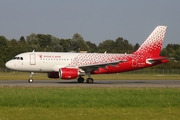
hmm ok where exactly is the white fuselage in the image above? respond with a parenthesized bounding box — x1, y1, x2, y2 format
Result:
(5, 52, 130, 72)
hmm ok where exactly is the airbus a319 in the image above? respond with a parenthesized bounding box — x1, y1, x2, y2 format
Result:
(5, 26, 169, 83)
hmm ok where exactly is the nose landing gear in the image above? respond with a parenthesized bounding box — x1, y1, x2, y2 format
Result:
(28, 72, 34, 83)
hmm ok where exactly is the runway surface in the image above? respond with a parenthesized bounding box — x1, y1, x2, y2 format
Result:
(0, 80, 180, 88)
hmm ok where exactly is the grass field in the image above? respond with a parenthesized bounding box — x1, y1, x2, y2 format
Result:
(0, 72, 180, 80)
(0, 87, 180, 120)
(0, 72, 180, 120)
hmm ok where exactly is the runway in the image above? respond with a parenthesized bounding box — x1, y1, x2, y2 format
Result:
(0, 80, 180, 88)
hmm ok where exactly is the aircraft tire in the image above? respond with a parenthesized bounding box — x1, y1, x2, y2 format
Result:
(28, 79, 33, 83)
(77, 77, 84, 83)
(86, 78, 94, 83)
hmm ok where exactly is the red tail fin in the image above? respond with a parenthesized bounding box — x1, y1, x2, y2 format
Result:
(133, 26, 167, 57)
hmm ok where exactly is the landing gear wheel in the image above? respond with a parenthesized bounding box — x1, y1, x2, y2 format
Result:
(86, 78, 94, 83)
(28, 72, 34, 83)
(28, 79, 33, 83)
(77, 77, 84, 83)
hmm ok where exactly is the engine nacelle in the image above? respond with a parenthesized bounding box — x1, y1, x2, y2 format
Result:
(47, 68, 79, 79)
(60, 68, 79, 79)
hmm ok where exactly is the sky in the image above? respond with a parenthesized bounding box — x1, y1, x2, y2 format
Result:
(0, 0, 180, 48)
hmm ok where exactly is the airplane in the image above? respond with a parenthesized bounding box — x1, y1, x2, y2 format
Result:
(5, 26, 169, 83)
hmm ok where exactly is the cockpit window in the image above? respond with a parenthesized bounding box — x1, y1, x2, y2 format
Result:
(13, 57, 23, 60)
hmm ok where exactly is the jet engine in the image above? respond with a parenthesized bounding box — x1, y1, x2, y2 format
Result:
(47, 68, 81, 79)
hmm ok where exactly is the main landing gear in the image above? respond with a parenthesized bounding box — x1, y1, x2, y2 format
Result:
(77, 77, 84, 83)
(86, 72, 94, 83)
(77, 77, 94, 83)
(28, 72, 34, 83)
(86, 78, 94, 83)
(77, 73, 94, 83)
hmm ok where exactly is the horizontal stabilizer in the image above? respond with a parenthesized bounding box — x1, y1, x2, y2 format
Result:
(146, 57, 169, 64)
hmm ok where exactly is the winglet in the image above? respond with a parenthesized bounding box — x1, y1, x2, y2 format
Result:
(133, 26, 167, 57)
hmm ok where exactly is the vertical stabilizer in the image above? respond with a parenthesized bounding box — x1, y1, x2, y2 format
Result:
(133, 26, 167, 56)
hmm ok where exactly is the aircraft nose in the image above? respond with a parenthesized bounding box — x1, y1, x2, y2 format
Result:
(5, 61, 13, 69)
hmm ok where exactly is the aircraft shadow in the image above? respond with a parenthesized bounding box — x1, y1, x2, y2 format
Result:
(56, 80, 146, 84)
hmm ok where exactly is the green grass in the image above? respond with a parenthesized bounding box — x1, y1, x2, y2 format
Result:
(0, 72, 180, 80)
(0, 87, 180, 120)
(0, 107, 179, 120)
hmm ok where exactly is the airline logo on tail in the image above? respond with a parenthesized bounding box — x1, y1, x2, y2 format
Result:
(134, 26, 167, 56)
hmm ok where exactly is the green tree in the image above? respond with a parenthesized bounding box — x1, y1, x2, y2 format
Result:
(0, 36, 8, 49)
(133, 43, 140, 51)
(115, 37, 133, 53)
(174, 48, 180, 60)
(19, 36, 25, 43)
(71, 33, 89, 52)
(49, 36, 63, 52)
(0, 49, 6, 67)
(85, 41, 98, 53)
(26, 33, 40, 51)
(98, 40, 116, 53)
(37, 34, 51, 51)
(60, 39, 71, 52)
(160, 48, 169, 56)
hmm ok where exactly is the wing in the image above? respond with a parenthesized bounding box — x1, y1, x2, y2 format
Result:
(52, 60, 127, 72)
(79, 60, 127, 71)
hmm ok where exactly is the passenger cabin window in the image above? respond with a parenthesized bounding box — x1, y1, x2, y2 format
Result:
(13, 57, 23, 60)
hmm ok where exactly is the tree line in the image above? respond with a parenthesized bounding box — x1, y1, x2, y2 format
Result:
(0, 33, 179, 69)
